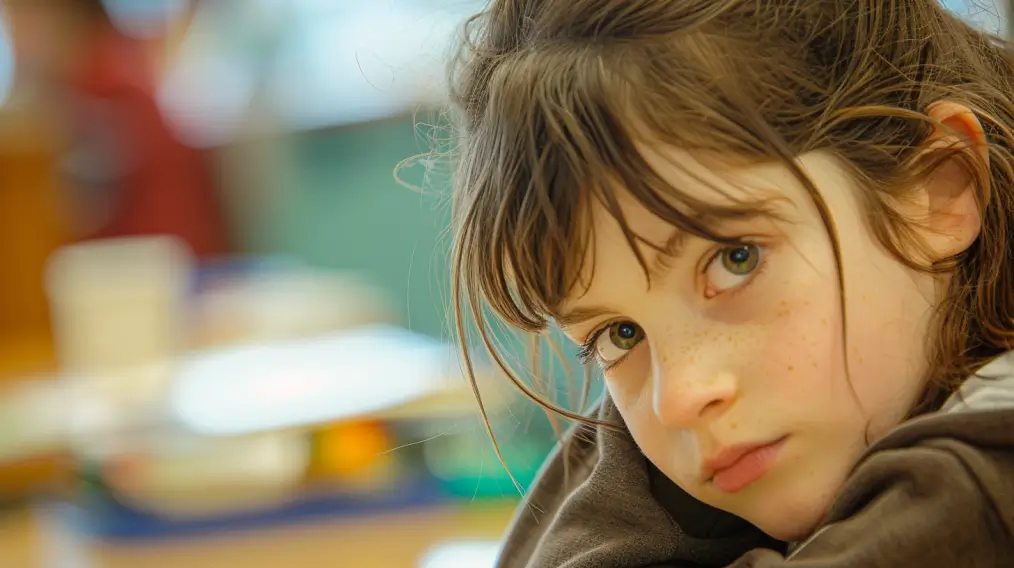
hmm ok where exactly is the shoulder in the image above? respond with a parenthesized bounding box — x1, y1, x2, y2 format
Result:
(774, 410, 1014, 567)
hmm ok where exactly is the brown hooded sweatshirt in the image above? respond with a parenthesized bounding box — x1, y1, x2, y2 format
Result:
(495, 352, 1014, 568)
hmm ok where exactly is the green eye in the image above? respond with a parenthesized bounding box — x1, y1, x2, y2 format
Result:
(721, 244, 760, 275)
(608, 321, 644, 350)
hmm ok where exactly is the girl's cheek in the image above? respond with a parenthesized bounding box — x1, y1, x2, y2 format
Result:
(754, 287, 841, 399)
(603, 343, 653, 399)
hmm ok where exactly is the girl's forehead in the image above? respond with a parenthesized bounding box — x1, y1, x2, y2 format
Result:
(635, 144, 813, 205)
(593, 146, 823, 235)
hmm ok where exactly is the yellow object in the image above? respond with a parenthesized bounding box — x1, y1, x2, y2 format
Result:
(313, 421, 392, 481)
(0, 105, 71, 497)
(0, 107, 67, 379)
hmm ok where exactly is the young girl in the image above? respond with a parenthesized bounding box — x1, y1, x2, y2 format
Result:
(446, 0, 1014, 566)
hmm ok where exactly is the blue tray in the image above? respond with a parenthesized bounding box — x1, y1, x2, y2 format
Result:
(56, 475, 448, 542)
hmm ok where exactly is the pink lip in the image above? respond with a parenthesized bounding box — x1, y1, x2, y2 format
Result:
(702, 436, 787, 493)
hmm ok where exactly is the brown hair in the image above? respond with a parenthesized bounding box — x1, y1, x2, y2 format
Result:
(443, 0, 1014, 464)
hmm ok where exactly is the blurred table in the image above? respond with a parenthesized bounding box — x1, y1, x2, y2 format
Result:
(0, 502, 515, 568)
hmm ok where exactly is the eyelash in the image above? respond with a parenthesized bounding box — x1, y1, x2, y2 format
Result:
(577, 328, 607, 367)
(575, 243, 769, 369)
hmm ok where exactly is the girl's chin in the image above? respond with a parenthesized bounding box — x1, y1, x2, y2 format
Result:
(736, 490, 833, 542)
(753, 502, 828, 542)
(762, 520, 821, 543)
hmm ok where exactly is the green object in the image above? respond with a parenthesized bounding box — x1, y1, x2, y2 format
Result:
(428, 433, 547, 500)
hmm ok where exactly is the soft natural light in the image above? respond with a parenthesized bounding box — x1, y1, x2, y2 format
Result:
(101, 0, 189, 39)
(156, 0, 267, 148)
(417, 541, 501, 568)
(264, 5, 463, 130)
(169, 324, 472, 436)
(158, 1, 481, 145)
(0, 6, 13, 107)
(941, 0, 1007, 34)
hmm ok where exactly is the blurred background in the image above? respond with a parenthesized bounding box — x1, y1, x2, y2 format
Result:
(0, 1, 1006, 567)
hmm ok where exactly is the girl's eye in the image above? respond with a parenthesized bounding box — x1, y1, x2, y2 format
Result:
(705, 244, 763, 296)
(593, 321, 645, 364)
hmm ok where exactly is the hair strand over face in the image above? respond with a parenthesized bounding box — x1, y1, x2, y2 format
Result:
(439, 0, 1014, 468)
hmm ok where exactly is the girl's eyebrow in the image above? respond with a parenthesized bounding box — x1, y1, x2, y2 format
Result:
(649, 228, 690, 278)
(556, 305, 613, 331)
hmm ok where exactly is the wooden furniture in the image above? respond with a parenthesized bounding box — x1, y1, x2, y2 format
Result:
(0, 502, 514, 568)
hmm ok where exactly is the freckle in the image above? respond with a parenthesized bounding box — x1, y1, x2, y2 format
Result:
(821, 318, 828, 327)
(730, 422, 738, 430)
(788, 365, 794, 371)
(812, 361, 818, 368)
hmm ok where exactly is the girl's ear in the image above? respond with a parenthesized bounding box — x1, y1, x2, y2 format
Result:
(910, 101, 987, 261)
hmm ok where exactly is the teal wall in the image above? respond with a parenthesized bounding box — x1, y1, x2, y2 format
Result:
(226, 116, 599, 480)
(230, 116, 600, 413)
(235, 117, 452, 339)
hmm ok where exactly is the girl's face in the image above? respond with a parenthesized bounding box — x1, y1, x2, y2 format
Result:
(558, 149, 940, 540)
